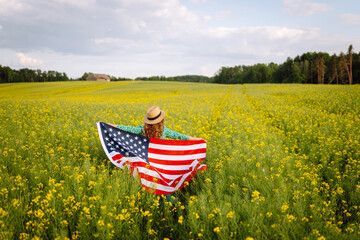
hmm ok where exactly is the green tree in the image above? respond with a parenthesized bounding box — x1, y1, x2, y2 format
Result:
(3, 66, 13, 83)
(315, 54, 325, 84)
(328, 54, 339, 84)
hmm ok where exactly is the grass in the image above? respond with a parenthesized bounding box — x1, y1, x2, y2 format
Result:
(0, 81, 359, 239)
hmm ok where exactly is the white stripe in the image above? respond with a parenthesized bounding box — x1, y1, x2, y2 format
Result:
(136, 166, 163, 179)
(150, 159, 199, 171)
(136, 166, 182, 180)
(140, 179, 175, 192)
(150, 163, 193, 171)
(198, 164, 207, 169)
(149, 142, 206, 151)
(122, 156, 146, 164)
(159, 173, 182, 180)
(148, 152, 206, 161)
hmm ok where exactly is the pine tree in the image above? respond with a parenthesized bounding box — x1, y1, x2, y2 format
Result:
(315, 54, 325, 84)
(328, 54, 338, 84)
(340, 44, 353, 85)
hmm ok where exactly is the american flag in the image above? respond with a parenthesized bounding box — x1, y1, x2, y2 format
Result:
(96, 122, 207, 195)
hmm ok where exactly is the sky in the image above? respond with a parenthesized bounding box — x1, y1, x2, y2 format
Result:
(0, 0, 359, 78)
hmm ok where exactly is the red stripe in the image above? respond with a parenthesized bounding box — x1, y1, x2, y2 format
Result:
(151, 167, 193, 175)
(150, 138, 206, 145)
(148, 158, 195, 166)
(112, 154, 123, 161)
(148, 147, 206, 155)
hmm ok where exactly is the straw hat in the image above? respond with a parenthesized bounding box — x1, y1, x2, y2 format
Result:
(144, 106, 165, 124)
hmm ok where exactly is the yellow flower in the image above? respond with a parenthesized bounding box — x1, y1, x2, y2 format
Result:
(178, 216, 183, 224)
(12, 199, 21, 208)
(251, 190, 260, 198)
(287, 214, 296, 222)
(142, 210, 151, 217)
(281, 204, 289, 212)
(213, 227, 221, 233)
(97, 220, 105, 227)
(226, 211, 235, 219)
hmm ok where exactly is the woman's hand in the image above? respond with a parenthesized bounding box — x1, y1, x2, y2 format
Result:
(189, 136, 205, 141)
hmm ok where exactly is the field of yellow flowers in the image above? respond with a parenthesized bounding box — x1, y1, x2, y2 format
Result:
(0, 81, 359, 239)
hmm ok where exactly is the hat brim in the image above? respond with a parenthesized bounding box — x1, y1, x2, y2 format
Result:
(144, 110, 165, 124)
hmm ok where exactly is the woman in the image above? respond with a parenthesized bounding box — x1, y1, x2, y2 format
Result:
(109, 105, 202, 141)
(108, 105, 203, 206)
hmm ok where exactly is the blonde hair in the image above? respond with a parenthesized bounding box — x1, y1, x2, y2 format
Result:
(143, 119, 164, 139)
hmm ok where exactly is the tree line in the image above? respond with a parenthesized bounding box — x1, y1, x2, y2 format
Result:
(213, 45, 358, 85)
(77, 73, 210, 82)
(0, 66, 69, 83)
(1, 45, 358, 84)
(135, 75, 211, 83)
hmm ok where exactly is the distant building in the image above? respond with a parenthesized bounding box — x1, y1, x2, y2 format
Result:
(86, 73, 110, 82)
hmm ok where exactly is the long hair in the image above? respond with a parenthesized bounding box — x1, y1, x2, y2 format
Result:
(143, 119, 164, 139)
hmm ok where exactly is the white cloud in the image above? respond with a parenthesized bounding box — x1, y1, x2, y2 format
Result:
(339, 13, 360, 25)
(53, 0, 96, 7)
(204, 10, 231, 22)
(199, 26, 322, 60)
(282, 0, 332, 16)
(0, 25, 2, 30)
(189, 0, 208, 3)
(16, 52, 43, 67)
(0, 0, 29, 14)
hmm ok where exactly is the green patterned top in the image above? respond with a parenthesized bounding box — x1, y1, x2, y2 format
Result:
(116, 125, 190, 140)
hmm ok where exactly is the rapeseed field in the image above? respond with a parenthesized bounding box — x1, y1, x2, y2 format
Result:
(0, 81, 359, 239)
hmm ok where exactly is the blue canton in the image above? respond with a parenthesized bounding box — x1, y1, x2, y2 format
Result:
(99, 122, 150, 163)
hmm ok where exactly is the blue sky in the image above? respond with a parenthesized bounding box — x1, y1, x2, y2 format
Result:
(0, 0, 359, 78)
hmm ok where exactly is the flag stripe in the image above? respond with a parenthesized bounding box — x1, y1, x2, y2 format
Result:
(149, 142, 206, 151)
(150, 137, 206, 145)
(148, 158, 196, 166)
(148, 162, 195, 171)
(148, 152, 206, 161)
(148, 167, 195, 175)
(148, 147, 206, 155)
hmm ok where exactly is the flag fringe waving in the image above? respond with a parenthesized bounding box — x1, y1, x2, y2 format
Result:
(97, 122, 207, 195)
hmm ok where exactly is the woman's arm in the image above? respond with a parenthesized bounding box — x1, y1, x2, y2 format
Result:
(189, 136, 204, 141)
(163, 127, 189, 140)
(163, 127, 204, 141)
(106, 123, 143, 135)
